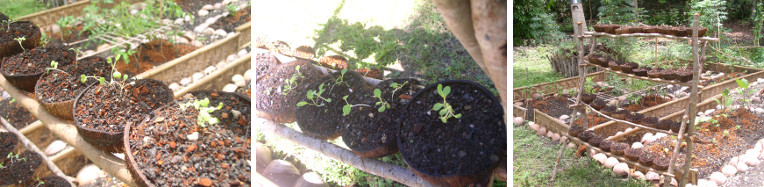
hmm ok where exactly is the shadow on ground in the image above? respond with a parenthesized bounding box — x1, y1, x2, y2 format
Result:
(310, 0, 496, 93)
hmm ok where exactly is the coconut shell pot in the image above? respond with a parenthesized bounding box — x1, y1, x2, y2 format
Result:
(643, 117, 659, 129)
(624, 147, 643, 161)
(587, 135, 603, 147)
(619, 62, 639, 74)
(577, 130, 595, 142)
(647, 68, 663, 78)
(600, 106, 617, 116)
(633, 67, 650, 77)
(569, 125, 585, 137)
(653, 156, 670, 170)
(612, 110, 629, 120)
(590, 99, 606, 110)
(676, 68, 693, 83)
(599, 140, 614, 152)
(609, 61, 623, 71)
(581, 93, 596, 104)
(660, 69, 677, 80)
(658, 119, 674, 131)
(611, 142, 629, 156)
(639, 153, 654, 167)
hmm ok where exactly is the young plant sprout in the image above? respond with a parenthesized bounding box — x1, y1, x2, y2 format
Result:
(181, 98, 224, 128)
(335, 68, 350, 86)
(226, 4, 239, 16)
(297, 83, 332, 107)
(79, 53, 132, 97)
(46, 60, 60, 74)
(341, 95, 370, 116)
(1, 20, 11, 31)
(281, 65, 304, 95)
(389, 81, 408, 100)
(373, 89, 390, 112)
(432, 84, 461, 123)
(14, 36, 26, 51)
(35, 177, 45, 187)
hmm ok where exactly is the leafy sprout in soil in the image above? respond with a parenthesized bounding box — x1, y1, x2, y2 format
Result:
(281, 65, 305, 96)
(389, 81, 409, 100)
(0, 20, 11, 31)
(297, 83, 332, 107)
(734, 78, 756, 105)
(373, 88, 391, 112)
(79, 54, 131, 97)
(432, 84, 462, 123)
(226, 4, 238, 16)
(341, 95, 370, 116)
(180, 97, 224, 128)
(14, 36, 26, 51)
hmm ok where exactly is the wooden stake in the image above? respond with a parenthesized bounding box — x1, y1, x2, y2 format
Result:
(0, 117, 75, 187)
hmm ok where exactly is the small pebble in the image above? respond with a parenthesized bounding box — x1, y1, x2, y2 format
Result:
(214, 29, 227, 37)
(187, 132, 199, 141)
(604, 157, 619, 168)
(180, 78, 192, 86)
(198, 9, 209, 16)
(238, 49, 249, 57)
(631, 142, 644, 149)
(709, 172, 727, 185)
(632, 171, 645, 180)
(235, 80, 247, 87)
(223, 84, 238, 92)
(202, 4, 214, 10)
(227, 54, 237, 62)
(721, 164, 737, 177)
(184, 15, 192, 22)
(645, 171, 661, 181)
(192, 72, 204, 82)
(44, 140, 67, 156)
(169, 83, 180, 92)
(204, 66, 216, 74)
(232, 74, 244, 83)
(243, 70, 252, 81)
(204, 28, 215, 35)
(559, 115, 569, 121)
(77, 164, 105, 186)
(174, 18, 184, 25)
(737, 162, 749, 172)
(214, 3, 224, 9)
(592, 153, 607, 164)
(613, 163, 629, 176)
(551, 133, 561, 142)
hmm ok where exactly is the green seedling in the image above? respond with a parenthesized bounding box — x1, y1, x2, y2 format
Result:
(46, 61, 60, 74)
(226, 4, 239, 16)
(1, 20, 11, 31)
(389, 81, 408, 100)
(723, 130, 730, 137)
(9, 98, 15, 103)
(14, 36, 26, 51)
(297, 83, 332, 107)
(180, 98, 224, 128)
(335, 68, 350, 86)
(281, 65, 304, 95)
(715, 88, 733, 110)
(35, 177, 45, 187)
(432, 84, 461, 123)
(735, 78, 757, 105)
(341, 95, 371, 116)
(373, 89, 391, 112)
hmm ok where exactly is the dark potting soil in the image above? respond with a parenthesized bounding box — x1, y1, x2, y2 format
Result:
(0, 99, 37, 129)
(0, 151, 42, 185)
(115, 39, 197, 76)
(38, 176, 72, 187)
(399, 81, 505, 180)
(0, 21, 39, 43)
(255, 52, 280, 80)
(1, 47, 75, 75)
(0, 132, 18, 160)
(531, 96, 574, 119)
(209, 6, 251, 32)
(294, 71, 370, 140)
(50, 24, 92, 43)
(342, 79, 422, 157)
(255, 60, 323, 123)
(236, 80, 251, 98)
(129, 93, 250, 186)
(37, 56, 111, 103)
(645, 109, 764, 178)
(174, 0, 222, 15)
(74, 79, 173, 133)
(0, 13, 8, 21)
(621, 95, 672, 112)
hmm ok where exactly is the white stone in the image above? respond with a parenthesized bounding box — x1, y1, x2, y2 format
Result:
(631, 142, 644, 149)
(198, 9, 209, 16)
(169, 83, 180, 92)
(545, 131, 554, 138)
(604, 157, 619, 168)
(613, 163, 629, 176)
(162, 19, 172, 25)
(244, 69, 252, 81)
(216, 60, 227, 69)
(77, 164, 106, 186)
(184, 15, 192, 22)
(262, 160, 301, 186)
(204, 28, 215, 35)
(632, 171, 645, 180)
(737, 162, 749, 172)
(223, 84, 238, 92)
(192, 40, 204, 47)
(746, 149, 761, 159)
(174, 18, 184, 25)
(755, 97, 764, 104)
(705, 109, 715, 116)
(294, 172, 326, 187)
(568, 142, 576, 149)
(697, 179, 718, 187)
(232, 74, 244, 83)
(743, 154, 760, 166)
(238, 49, 248, 57)
(204, 66, 216, 75)
(192, 72, 204, 82)
(729, 156, 740, 165)
(202, 4, 214, 10)
(227, 54, 237, 62)
(256, 143, 272, 173)
(130, 9, 139, 15)
(44, 140, 67, 156)
(608, 100, 618, 106)
(641, 133, 653, 143)
(205, 17, 218, 25)
(97, 44, 111, 51)
(513, 117, 524, 125)
(559, 115, 569, 121)
(721, 164, 737, 177)
(1, 92, 9, 100)
(235, 80, 247, 87)
(593, 153, 607, 165)
(618, 96, 626, 101)
(654, 133, 667, 139)
(536, 127, 547, 136)
(214, 29, 227, 36)
(51, 24, 61, 33)
(625, 127, 633, 132)
(758, 78, 764, 83)
(194, 25, 206, 33)
(645, 171, 661, 181)
(180, 78, 192, 86)
(616, 131, 623, 136)
(187, 132, 199, 141)
(214, 3, 224, 9)
(177, 37, 190, 44)
(113, 153, 125, 160)
(709, 172, 727, 185)
(529, 122, 539, 131)
(757, 108, 764, 114)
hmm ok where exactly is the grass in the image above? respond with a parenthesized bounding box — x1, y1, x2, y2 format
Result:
(0, 0, 48, 19)
(512, 45, 565, 88)
(513, 123, 651, 186)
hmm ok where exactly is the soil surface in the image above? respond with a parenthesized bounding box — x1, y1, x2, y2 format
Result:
(573, 113, 609, 128)
(255, 52, 280, 81)
(74, 79, 173, 133)
(38, 175, 72, 187)
(0, 99, 37, 129)
(342, 79, 422, 157)
(398, 81, 505, 184)
(255, 60, 323, 123)
(294, 71, 369, 140)
(115, 39, 197, 76)
(0, 151, 42, 185)
(530, 95, 574, 119)
(129, 92, 250, 186)
(0, 21, 39, 44)
(621, 95, 673, 112)
(174, 0, 222, 15)
(1, 47, 75, 75)
(50, 24, 92, 44)
(36, 56, 111, 103)
(0, 132, 18, 161)
(209, 6, 251, 32)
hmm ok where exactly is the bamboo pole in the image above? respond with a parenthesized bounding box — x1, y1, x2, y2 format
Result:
(0, 117, 75, 187)
(678, 13, 702, 187)
(255, 118, 434, 187)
